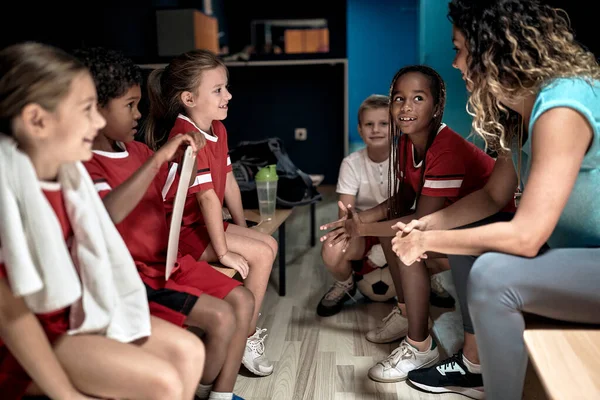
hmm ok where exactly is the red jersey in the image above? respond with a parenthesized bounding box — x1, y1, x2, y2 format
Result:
(83, 141, 177, 267)
(83, 141, 238, 325)
(165, 114, 233, 227)
(399, 124, 507, 208)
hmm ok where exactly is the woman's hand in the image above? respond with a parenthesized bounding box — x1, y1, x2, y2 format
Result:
(391, 229, 428, 265)
(391, 218, 428, 235)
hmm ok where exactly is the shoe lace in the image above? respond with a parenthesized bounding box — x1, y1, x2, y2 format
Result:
(382, 341, 415, 368)
(248, 328, 268, 355)
(324, 281, 357, 303)
(430, 274, 446, 295)
(378, 306, 401, 330)
(437, 353, 464, 373)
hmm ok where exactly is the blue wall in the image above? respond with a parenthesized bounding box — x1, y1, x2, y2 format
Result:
(347, 0, 418, 153)
(418, 0, 473, 140)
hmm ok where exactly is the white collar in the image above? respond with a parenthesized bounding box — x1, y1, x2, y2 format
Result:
(92, 141, 129, 158)
(411, 123, 446, 168)
(177, 114, 218, 143)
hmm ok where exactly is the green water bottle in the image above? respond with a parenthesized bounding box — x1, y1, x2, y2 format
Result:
(255, 164, 278, 221)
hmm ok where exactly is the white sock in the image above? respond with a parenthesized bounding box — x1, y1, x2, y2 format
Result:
(407, 335, 432, 352)
(338, 275, 353, 286)
(195, 383, 212, 399)
(208, 391, 233, 400)
(462, 353, 481, 374)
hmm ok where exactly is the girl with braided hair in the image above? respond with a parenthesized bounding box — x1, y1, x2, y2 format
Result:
(320, 65, 512, 382)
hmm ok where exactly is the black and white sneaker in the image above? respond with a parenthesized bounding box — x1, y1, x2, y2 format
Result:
(316, 280, 357, 317)
(407, 351, 484, 399)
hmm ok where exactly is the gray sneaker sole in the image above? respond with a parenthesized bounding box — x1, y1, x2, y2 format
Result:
(242, 358, 274, 377)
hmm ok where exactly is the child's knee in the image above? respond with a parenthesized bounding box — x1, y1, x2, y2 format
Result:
(253, 241, 275, 269)
(228, 286, 255, 320)
(266, 235, 278, 259)
(206, 300, 237, 336)
(172, 330, 205, 368)
(145, 361, 184, 400)
(321, 241, 343, 267)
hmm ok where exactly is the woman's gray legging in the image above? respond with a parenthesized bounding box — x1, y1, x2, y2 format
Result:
(448, 214, 600, 400)
(448, 212, 515, 335)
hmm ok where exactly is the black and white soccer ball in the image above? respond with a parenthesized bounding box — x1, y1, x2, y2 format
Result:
(354, 244, 396, 302)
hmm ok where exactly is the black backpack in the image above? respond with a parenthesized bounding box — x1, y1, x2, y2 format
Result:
(229, 138, 322, 209)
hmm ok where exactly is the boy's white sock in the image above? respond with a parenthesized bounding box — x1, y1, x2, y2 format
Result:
(208, 391, 234, 400)
(195, 383, 213, 399)
(338, 275, 353, 286)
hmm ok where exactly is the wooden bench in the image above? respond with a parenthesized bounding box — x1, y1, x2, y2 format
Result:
(524, 319, 600, 399)
(211, 208, 293, 296)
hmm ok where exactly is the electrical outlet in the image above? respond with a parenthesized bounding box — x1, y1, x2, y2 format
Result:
(295, 128, 307, 141)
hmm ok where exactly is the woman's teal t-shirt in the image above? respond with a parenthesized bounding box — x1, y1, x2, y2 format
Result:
(516, 77, 600, 248)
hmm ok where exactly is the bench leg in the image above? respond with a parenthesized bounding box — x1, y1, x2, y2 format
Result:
(310, 202, 316, 247)
(279, 222, 286, 296)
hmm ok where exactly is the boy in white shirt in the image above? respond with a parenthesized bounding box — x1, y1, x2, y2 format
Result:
(317, 94, 390, 317)
(317, 95, 454, 317)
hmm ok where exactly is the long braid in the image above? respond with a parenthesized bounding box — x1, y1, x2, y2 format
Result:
(387, 65, 447, 219)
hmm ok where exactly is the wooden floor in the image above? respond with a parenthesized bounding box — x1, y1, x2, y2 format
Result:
(234, 185, 547, 400)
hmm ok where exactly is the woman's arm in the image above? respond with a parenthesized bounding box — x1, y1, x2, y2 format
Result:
(223, 172, 246, 228)
(359, 195, 447, 237)
(0, 280, 81, 400)
(393, 108, 593, 263)
(419, 153, 517, 231)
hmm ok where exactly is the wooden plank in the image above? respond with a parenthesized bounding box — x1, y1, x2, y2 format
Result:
(243, 208, 293, 235)
(210, 208, 293, 278)
(524, 329, 600, 399)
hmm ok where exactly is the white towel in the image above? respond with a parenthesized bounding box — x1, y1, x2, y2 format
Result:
(0, 135, 151, 342)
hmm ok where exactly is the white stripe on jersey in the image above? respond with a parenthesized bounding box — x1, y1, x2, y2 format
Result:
(192, 173, 213, 187)
(227, 156, 231, 166)
(423, 179, 463, 189)
(162, 163, 178, 201)
(94, 182, 112, 192)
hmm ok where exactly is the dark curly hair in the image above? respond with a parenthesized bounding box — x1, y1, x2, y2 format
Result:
(449, 0, 600, 151)
(387, 65, 446, 219)
(73, 47, 142, 107)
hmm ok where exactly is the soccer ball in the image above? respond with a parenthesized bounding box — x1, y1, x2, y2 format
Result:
(354, 244, 396, 302)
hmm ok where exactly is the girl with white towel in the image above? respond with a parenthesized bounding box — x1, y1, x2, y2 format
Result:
(0, 42, 205, 400)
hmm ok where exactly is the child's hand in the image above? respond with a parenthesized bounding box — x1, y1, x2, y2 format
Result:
(155, 133, 202, 165)
(319, 203, 362, 252)
(219, 251, 249, 279)
(319, 201, 350, 232)
(186, 130, 207, 151)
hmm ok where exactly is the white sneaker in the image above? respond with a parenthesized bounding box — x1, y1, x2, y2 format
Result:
(366, 305, 408, 343)
(368, 339, 440, 383)
(243, 327, 274, 376)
